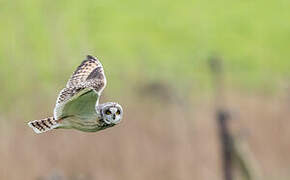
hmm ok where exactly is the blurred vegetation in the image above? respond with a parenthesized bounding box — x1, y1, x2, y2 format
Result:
(1, 1, 290, 179)
(0, 0, 289, 116)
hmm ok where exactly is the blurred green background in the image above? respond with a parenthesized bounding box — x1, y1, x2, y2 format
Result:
(0, 0, 290, 179)
(1, 0, 290, 114)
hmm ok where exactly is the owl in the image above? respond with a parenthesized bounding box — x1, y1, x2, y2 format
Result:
(28, 55, 123, 134)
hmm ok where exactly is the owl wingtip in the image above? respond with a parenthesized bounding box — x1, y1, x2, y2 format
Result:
(87, 55, 97, 60)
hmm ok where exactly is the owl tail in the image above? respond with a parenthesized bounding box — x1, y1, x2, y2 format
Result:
(28, 117, 60, 134)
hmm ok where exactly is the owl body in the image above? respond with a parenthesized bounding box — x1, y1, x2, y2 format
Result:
(28, 55, 123, 134)
(57, 101, 122, 132)
(58, 115, 113, 133)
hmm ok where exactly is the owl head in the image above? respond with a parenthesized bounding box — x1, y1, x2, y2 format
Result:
(97, 102, 123, 125)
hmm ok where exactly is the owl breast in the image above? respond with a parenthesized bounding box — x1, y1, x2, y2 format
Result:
(61, 116, 108, 132)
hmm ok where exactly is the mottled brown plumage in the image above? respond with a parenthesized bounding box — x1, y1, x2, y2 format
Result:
(56, 55, 107, 105)
(28, 55, 115, 134)
(67, 55, 105, 88)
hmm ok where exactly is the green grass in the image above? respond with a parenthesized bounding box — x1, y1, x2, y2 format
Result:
(0, 0, 289, 115)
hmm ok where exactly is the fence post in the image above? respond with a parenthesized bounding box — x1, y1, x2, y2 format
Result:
(209, 56, 233, 180)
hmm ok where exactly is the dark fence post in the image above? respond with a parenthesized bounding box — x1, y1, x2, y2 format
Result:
(217, 110, 233, 180)
(209, 56, 233, 180)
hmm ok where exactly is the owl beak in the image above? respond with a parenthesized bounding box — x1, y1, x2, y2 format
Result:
(113, 118, 121, 124)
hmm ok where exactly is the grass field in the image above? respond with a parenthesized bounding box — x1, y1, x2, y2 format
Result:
(0, 0, 290, 179)
(1, 0, 290, 110)
(1, 94, 290, 180)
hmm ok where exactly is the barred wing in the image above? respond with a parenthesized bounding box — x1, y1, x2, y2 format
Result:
(53, 55, 106, 120)
(66, 55, 106, 90)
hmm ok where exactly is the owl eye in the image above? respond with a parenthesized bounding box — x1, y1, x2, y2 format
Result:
(105, 110, 111, 115)
(116, 110, 121, 115)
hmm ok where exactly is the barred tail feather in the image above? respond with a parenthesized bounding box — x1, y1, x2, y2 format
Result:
(28, 117, 59, 134)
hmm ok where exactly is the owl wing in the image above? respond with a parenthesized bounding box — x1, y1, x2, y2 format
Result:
(57, 89, 99, 119)
(53, 55, 107, 120)
(66, 55, 106, 89)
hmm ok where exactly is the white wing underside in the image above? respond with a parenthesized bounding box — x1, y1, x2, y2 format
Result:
(53, 88, 95, 120)
(53, 55, 106, 120)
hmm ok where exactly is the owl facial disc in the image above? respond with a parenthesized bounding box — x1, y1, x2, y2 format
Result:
(101, 102, 123, 125)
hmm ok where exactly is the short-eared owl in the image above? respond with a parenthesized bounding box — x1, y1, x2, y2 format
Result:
(28, 55, 123, 134)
